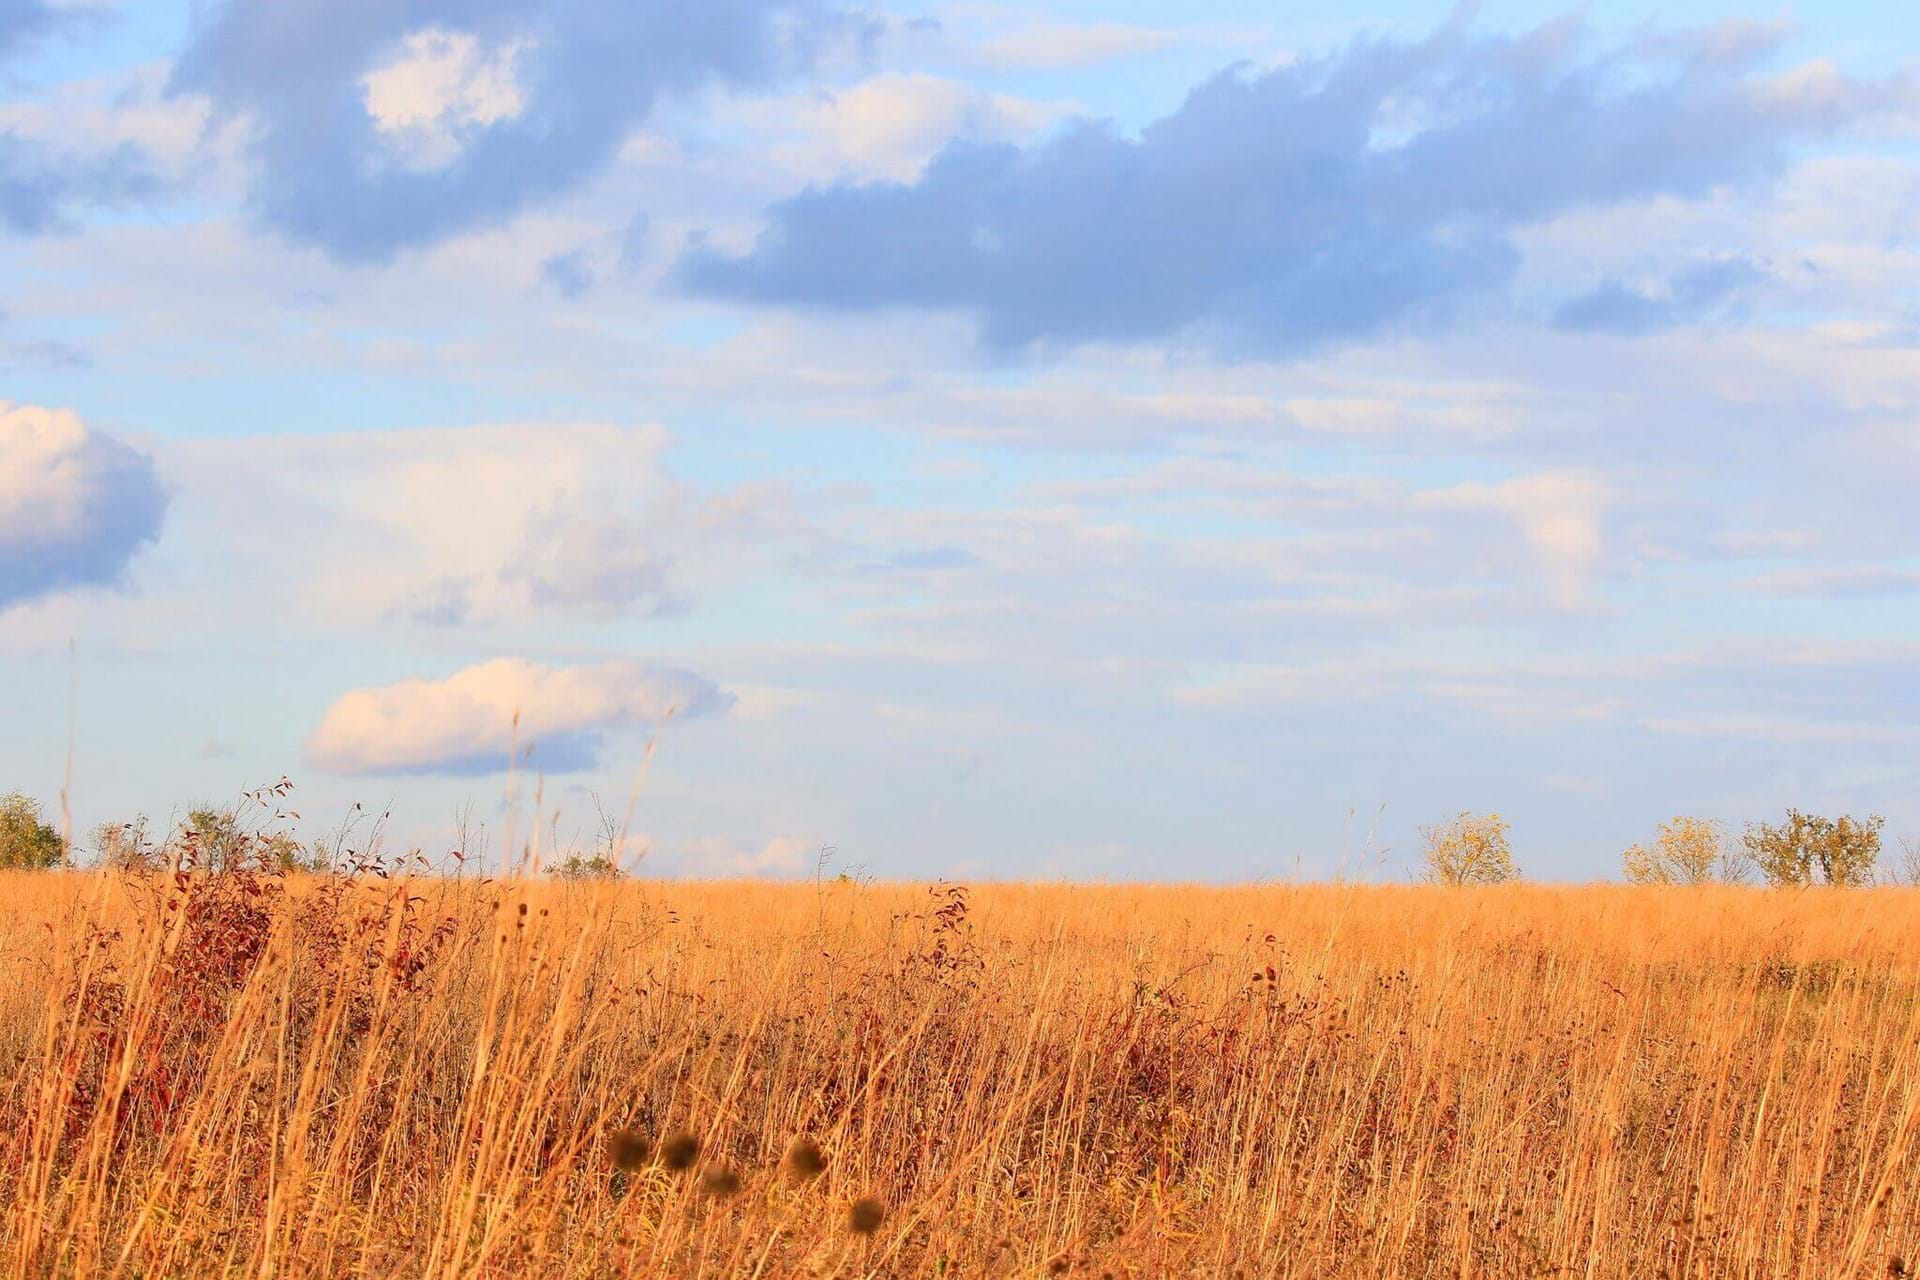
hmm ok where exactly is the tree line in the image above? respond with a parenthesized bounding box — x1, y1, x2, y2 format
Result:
(2, 790, 1914, 885)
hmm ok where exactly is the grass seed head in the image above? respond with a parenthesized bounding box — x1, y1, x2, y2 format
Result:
(848, 1196, 886, 1234)
(606, 1129, 651, 1172)
(660, 1130, 701, 1171)
(786, 1136, 826, 1179)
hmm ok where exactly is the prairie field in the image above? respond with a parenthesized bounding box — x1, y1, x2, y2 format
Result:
(3, 869, 1919, 1278)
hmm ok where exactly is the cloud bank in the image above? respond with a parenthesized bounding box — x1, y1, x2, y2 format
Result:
(308, 658, 731, 776)
(0, 403, 168, 610)
(683, 18, 1906, 354)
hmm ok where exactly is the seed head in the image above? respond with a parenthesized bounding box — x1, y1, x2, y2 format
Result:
(701, 1164, 742, 1197)
(659, 1131, 701, 1172)
(786, 1137, 826, 1179)
(848, 1196, 886, 1234)
(606, 1130, 651, 1172)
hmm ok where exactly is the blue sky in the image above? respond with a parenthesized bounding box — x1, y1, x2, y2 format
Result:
(2, 0, 1918, 879)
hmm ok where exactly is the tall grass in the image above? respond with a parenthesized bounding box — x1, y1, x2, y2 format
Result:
(3, 867, 1919, 1276)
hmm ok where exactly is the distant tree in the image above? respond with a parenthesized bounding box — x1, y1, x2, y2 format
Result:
(1421, 812, 1518, 885)
(1622, 817, 1740, 885)
(182, 806, 245, 870)
(1894, 837, 1920, 888)
(551, 793, 626, 881)
(1742, 810, 1883, 887)
(176, 805, 320, 873)
(92, 815, 159, 870)
(0, 793, 67, 869)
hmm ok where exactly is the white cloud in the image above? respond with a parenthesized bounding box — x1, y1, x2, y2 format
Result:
(175, 423, 805, 628)
(664, 833, 815, 878)
(971, 19, 1175, 69)
(361, 29, 531, 169)
(1417, 473, 1610, 608)
(0, 402, 168, 610)
(307, 657, 730, 776)
(732, 73, 1075, 184)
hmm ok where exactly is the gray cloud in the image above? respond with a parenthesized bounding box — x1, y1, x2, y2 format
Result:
(172, 0, 852, 262)
(1, 2, 162, 234)
(1553, 255, 1767, 335)
(681, 18, 1904, 355)
(0, 404, 169, 610)
(0, 0, 56, 59)
(0, 135, 158, 235)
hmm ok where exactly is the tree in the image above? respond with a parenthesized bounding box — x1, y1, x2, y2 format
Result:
(1742, 810, 1883, 887)
(1622, 817, 1739, 885)
(0, 793, 67, 869)
(93, 816, 159, 870)
(1421, 812, 1519, 885)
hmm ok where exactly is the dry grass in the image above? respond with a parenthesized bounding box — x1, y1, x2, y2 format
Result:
(3, 867, 1919, 1277)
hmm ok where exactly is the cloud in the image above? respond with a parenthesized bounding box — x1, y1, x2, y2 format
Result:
(0, 403, 168, 610)
(681, 17, 1908, 354)
(1415, 473, 1610, 608)
(1553, 255, 1768, 335)
(970, 19, 1175, 71)
(0, 0, 57, 61)
(0, 134, 159, 235)
(307, 657, 731, 776)
(1742, 564, 1920, 598)
(171, 0, 850, 262)
(661, 833, 814, 877)
(176, 423, 808, 627)
(737, 72, 1076, 183)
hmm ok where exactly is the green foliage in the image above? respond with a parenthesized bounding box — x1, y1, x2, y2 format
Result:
(1622, 817, 1739, 885)
(181, 804, 324, 873)
(551, 852, 623, 881)
(1741, 809, 1883, 888)
(0, 793, 67, 869)
(1421, 812, 1519, 885)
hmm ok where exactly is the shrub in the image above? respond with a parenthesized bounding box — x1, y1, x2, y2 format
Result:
(1742, 809, 1883, 887)
(1420, 812, 1518, 885)
(1622, 817, 1738, 885)
(0, 792, 66, 869)
(91, 816, 159, 871)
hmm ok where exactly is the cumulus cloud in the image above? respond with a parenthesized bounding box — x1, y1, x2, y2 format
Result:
(740, 72, 1078, 183)
(1554, 255, 1768, 335)
(170, 0, 851, 261)
(308, 658, 731, 776)
(661, 833, 814, 877)
(178, 423, 807, 627)
(682, 18, 1909, 354)
(0, 403, 168, 610)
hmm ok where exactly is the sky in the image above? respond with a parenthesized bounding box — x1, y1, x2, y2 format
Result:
(2, 0, 1917, 881)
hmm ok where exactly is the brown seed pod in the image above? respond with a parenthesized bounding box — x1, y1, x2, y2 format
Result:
(701, 1164, 742, 1197)
(848, 1197, 886, 1235)
(659, 1131, 701, 1172)
(786, 1137, 826, 1179)
(606, 1130, 651, 1172)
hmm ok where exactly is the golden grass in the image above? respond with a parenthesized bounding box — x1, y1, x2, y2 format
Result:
(3, 869, 1919, 1277)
